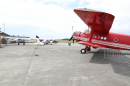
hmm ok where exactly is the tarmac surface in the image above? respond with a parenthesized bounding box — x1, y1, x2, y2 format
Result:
(0, 43, 130, 86)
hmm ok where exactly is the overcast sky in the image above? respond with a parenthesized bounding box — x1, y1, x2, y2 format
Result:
(0, 0, 130, 39)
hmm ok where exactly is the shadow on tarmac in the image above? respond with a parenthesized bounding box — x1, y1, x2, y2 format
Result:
(89, 49, 130, 77)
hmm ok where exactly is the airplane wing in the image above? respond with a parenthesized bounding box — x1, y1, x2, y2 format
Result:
(74, 8, 115, 33)
(78, 41, 103, 48)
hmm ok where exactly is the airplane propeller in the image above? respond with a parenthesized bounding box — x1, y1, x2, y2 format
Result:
(69, 36, 74, 44)
(68, 25, 74, 44)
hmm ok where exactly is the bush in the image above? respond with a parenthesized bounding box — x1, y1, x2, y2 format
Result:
(1, 38, 7, 44)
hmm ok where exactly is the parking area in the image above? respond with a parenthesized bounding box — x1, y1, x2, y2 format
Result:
(0, 43, 130, 86)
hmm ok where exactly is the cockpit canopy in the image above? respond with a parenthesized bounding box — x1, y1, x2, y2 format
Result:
(73, 31, 82, 34)
(83, 30, 90, 34)
(73, 29, 90, 34)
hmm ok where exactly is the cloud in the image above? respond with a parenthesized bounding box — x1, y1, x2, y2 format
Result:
(43, 0, 75, 5)
(1, 0, 130, 38)
(0, 0, 85, 38)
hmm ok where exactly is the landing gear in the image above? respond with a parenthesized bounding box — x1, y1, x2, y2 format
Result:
(87, 47, 91, 51)
(80, 49, 86, 54)
(80, 46, 91, 54)
(85, 46, 91, 51)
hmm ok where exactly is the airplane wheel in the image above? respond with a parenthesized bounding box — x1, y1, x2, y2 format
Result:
(80, 49, 86, 54)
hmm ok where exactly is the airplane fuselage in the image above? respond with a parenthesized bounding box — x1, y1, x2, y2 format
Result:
(73, 31, 130, 50)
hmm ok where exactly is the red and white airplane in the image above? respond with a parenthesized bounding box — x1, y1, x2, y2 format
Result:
(69, 8, 130, 54)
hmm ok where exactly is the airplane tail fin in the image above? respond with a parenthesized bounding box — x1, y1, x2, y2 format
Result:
(36, 35, 39, 38)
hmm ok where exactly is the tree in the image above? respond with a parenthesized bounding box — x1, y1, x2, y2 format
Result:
(1, 38, 7, 45)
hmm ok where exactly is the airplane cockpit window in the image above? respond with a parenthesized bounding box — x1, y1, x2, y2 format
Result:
(73, 31, 82, 34)
(114, 38, 118, 42)
(104, 37, 107, 40)
(85, 31, 89, 34)
(83, 30, 90, 34)
(100, 37, 103, 39)
(93, 35, 96, 38)
(97, 36, 99, 39)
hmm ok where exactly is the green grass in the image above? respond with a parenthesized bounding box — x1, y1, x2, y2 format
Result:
(35, 54, 39, 56)
(31, 39, 37, 43)
(58, 40, 77, 43)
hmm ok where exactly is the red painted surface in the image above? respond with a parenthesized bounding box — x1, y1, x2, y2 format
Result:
(73, 8, 130, 50)
(74, 9, 115, 34)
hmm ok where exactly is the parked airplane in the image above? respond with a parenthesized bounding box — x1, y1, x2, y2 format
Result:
(52, 40, 59, 43)
(69, 7, 129, 54)
(35, 35, 54, 45)
(2, 37, 32, 43)
(14, 38, 32, 43)
(34, 38, 45, 45)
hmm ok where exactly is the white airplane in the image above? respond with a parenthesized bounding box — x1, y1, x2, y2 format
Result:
(42, 39, 53, 45)
(14, 38, 32, 43)
(34, 38, 45, 46)
(35, 35, 53, 45)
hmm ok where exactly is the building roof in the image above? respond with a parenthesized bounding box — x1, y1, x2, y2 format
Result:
(0, 32, 30, 38)
(0, 32, 11, 36)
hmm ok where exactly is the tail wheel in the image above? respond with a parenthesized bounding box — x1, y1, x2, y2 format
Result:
(80, 49, 86, 54)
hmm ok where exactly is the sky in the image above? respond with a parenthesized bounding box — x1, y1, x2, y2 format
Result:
(0, 0, 130, 39)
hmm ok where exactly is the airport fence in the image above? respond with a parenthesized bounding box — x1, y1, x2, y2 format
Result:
(104, 48, 130, 68)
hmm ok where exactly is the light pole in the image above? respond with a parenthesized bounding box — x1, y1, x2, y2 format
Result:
(0, 28, 1, 47)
